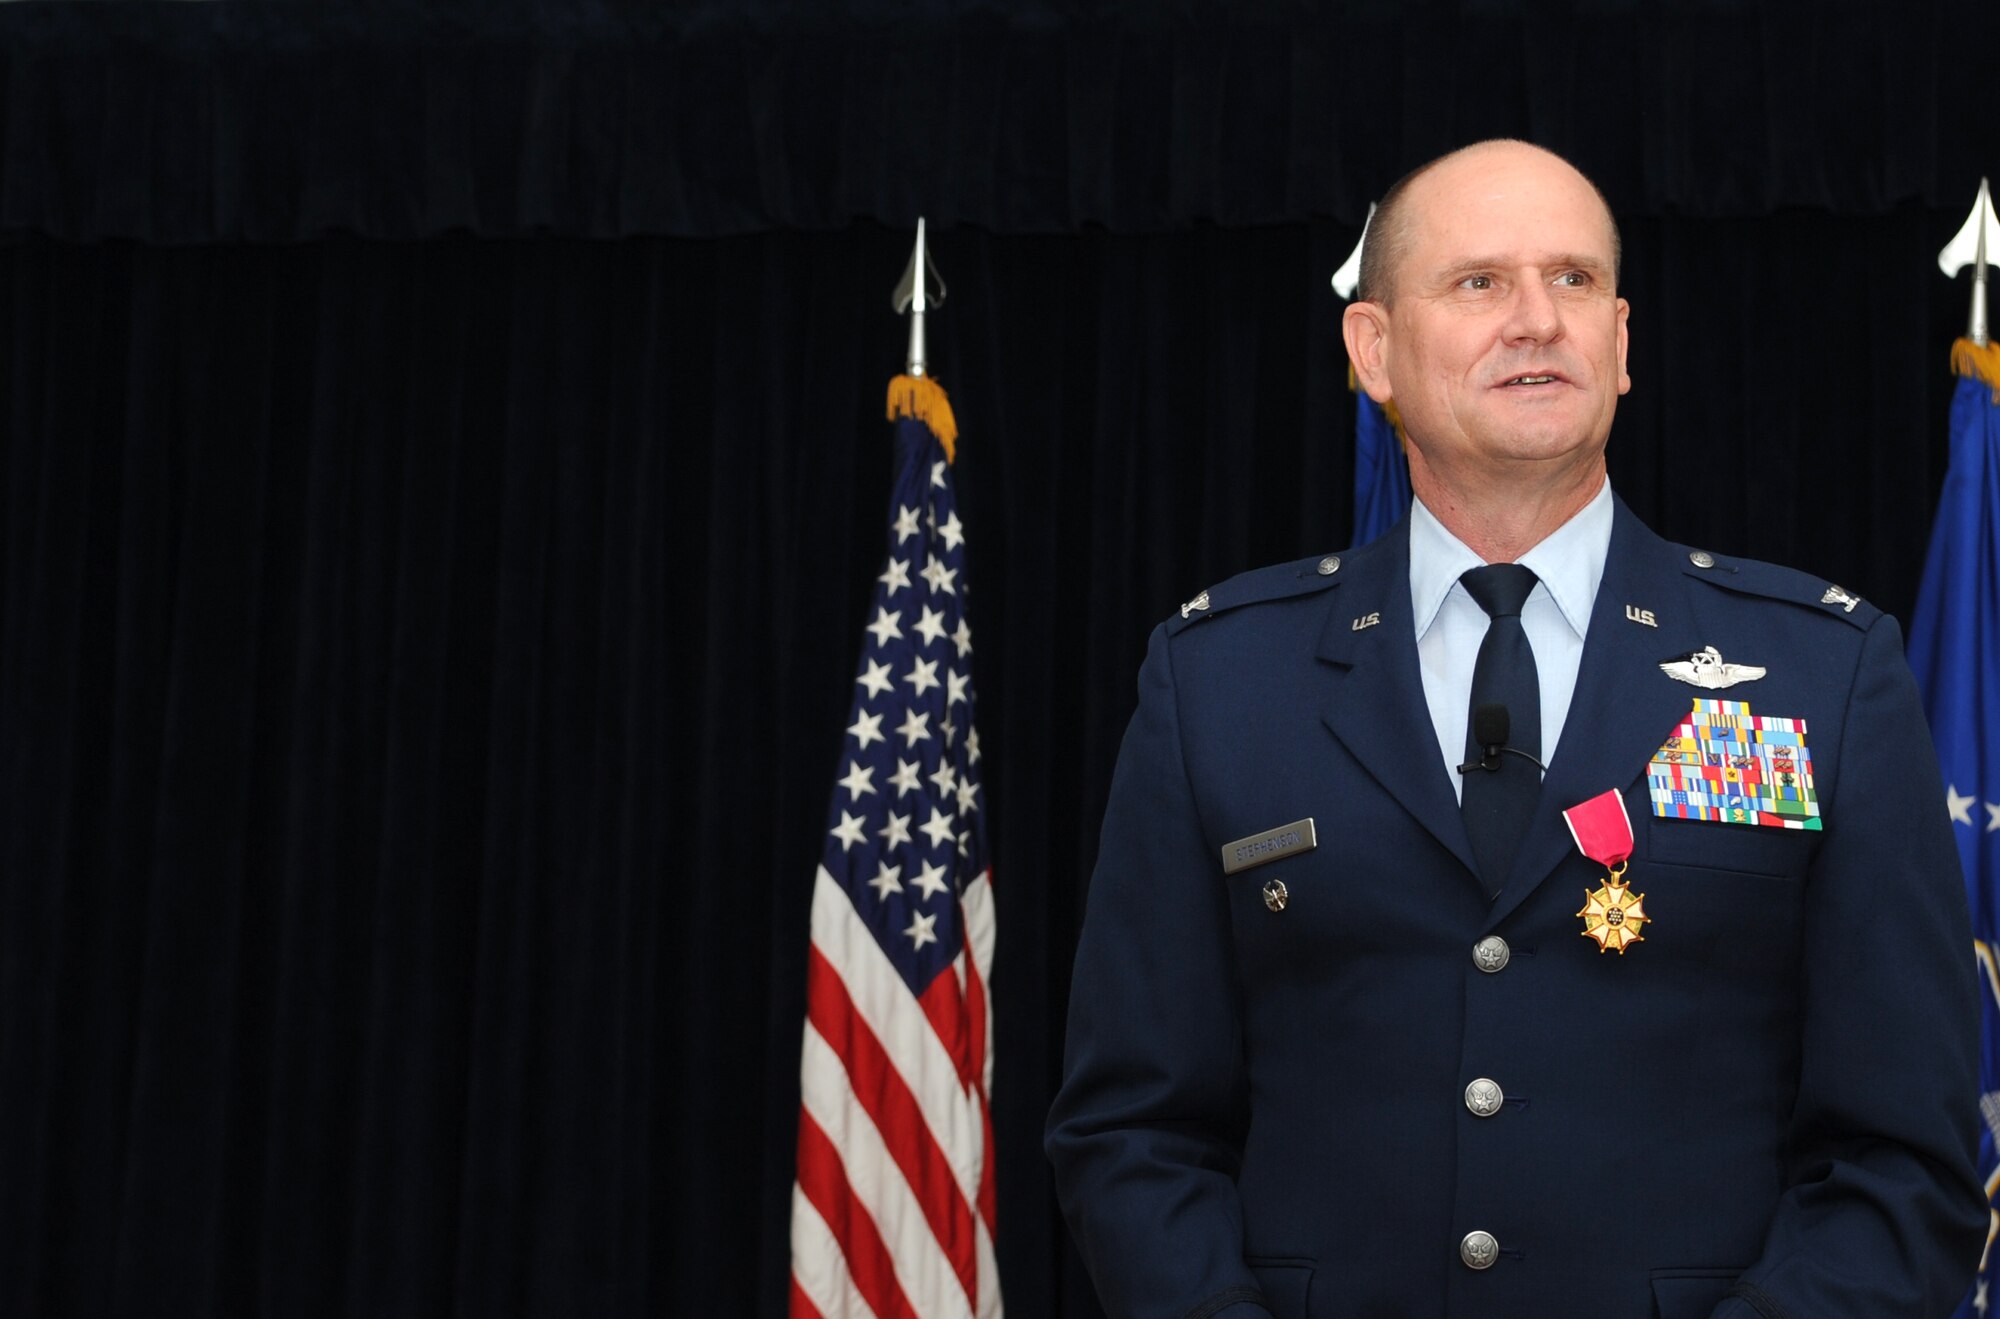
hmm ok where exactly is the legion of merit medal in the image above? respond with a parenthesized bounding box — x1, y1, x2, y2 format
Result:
(1563, 788, 1648, 954)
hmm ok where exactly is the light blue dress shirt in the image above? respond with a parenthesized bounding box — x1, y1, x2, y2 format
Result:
(1408, 480, 1614, 803)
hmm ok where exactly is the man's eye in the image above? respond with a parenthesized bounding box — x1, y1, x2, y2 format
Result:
(1555, 270, 1589, 287)
(1461, 274, 1493, 291)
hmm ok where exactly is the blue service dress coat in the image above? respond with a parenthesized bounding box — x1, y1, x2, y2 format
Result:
(1046, 499, 1985, 1319)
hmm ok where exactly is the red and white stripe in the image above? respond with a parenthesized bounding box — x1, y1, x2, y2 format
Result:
(790, 865, 1002, 1319)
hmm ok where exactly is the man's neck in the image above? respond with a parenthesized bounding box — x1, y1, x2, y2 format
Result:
(1409, 461, 1607, 563)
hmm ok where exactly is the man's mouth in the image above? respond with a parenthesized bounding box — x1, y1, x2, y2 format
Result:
(1500, 374, 1561, 386)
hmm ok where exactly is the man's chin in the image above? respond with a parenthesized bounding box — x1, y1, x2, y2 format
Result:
(1470, 427, 1611, 468)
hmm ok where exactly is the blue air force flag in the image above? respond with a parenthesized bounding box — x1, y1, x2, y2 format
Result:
(1352, 388, 1411, 547)
(1906, 339, 2000, 1318)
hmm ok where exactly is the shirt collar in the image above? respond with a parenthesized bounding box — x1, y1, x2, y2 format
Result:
(1407, 478, 1614, 641)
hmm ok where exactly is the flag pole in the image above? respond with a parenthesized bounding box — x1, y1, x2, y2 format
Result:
(888, 218, 958, 460)
(892, 217, 948, 378)
(1329, 202, 1374, 301)
(1938, 178, 1999, 348)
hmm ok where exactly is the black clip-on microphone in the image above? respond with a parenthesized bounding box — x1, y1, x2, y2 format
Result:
(1457, 703, 1547, 774)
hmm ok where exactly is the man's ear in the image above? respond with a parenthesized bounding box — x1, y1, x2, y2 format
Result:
(1342, 301, 1394, 404)
(1615, 296, 1631, 396)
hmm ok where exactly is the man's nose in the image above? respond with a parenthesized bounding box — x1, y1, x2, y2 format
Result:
(1502, 277, 1563, 344)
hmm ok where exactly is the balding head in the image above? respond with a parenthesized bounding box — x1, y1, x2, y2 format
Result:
(1357, 140, 1621, 306)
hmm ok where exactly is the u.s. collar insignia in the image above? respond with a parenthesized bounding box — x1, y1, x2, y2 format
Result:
(1659, 646, 1766, 690)
(1180, 590, 1210, 619)
(1821, 585, 1861, 613)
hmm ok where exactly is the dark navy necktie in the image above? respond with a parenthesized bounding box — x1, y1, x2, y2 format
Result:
(1460, 564, 1542, 894)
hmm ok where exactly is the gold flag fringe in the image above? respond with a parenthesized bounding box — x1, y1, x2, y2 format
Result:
(1952, 338, 2000, 403)
(1346, 362, 1409, 447)
(887, 374, 959, 463)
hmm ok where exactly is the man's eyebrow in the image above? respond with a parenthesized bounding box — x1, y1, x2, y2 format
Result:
(1433, 254, 1614, 280)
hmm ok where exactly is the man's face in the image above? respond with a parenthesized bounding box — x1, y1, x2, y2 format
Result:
(1347, 145, 1630, 486)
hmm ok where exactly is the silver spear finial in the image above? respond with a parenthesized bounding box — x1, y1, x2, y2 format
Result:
(892, 218, 948, 377)
(1939, 178, 2000, 347)
(1330, 203, 1377, 302)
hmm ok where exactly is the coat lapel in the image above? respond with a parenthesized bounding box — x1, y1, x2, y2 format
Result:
(1483, 500, 1705, 932)
(1316, 525, 1480, 878)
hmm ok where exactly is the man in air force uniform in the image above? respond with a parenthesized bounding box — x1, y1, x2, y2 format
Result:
(1045, 140, 1985, 1318)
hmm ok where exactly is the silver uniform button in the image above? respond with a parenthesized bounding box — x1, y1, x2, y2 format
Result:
(1472, 936, 1510, 973)
(1689, 550, 1716, 569)
(1460, 1230, 1499, 1270)
(1317, 555, 1341, 576)
(1464, 1078, 1503, 1117)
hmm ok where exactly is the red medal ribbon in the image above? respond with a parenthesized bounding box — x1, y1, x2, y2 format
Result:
(1563, 788, 1634, 870)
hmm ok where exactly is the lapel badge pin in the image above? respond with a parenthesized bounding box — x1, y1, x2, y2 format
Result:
(1821, 585, 1861, 613)
(1262, 878, 1289, 912)
(1624, 605, 1657, 627)
(1351, 612, 1381, 632)
(1660, 646, 1766, 690)
(1180, 590, 1210, 619)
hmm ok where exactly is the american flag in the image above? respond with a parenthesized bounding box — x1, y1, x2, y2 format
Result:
(789, 378, 1001, 1319)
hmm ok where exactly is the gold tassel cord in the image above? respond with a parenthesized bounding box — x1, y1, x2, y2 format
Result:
(887, 374, 959, 464)
(1952, 338, 2000, 403)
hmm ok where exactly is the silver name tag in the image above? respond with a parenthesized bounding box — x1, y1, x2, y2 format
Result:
(1221, 818, 1317, 875)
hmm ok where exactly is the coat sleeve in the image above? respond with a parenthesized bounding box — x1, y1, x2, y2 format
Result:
(1713, 614, 1987, 1318)
(1045, 624, 1274, 1319)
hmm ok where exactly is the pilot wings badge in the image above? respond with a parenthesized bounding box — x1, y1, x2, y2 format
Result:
(1659, 646, 1766, 690)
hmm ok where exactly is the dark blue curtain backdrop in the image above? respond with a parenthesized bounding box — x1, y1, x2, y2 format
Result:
(1, 1, 1994, 241)
(3, 4, 1998, 1317)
